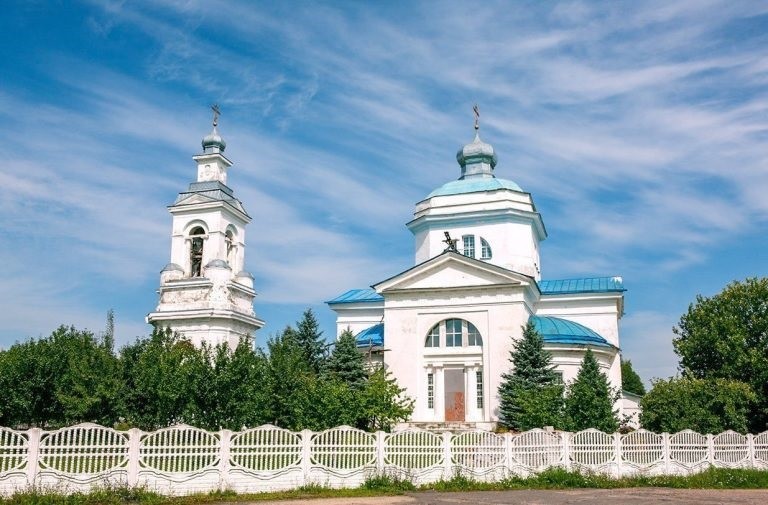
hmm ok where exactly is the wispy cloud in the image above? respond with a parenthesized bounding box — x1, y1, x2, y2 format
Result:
(1, 0, 766, 380)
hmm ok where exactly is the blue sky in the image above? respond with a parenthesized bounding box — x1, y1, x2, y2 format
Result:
(1, 1, 767, 384)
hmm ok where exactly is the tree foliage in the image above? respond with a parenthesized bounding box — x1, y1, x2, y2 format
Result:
(498, 322, 564, 430)
(621, 359, 646, 396)
(673, 277, 768, 432)
(564, 349, 618, 432)
(640, 377, 755, 434)
(295, 309, 326, 374)
(324, 329, 367, 390)
(0, 312, 412, 433)
(0, 326, 121, 428)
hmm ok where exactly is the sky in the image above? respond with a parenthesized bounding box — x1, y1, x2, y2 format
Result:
(1, 0, 766, 385)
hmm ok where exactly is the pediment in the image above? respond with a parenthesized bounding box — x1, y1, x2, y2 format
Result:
(174, 193, 215, 206)
(373, 252, 532, 293)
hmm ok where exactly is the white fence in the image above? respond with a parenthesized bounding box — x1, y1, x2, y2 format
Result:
(0, 423, 767, 495)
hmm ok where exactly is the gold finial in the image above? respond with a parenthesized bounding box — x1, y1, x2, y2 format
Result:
(473, 103, 480, 131)
(211, 104, 221, 127)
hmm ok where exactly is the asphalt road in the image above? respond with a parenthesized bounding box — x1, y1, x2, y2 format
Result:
(246, 488, 768, 504)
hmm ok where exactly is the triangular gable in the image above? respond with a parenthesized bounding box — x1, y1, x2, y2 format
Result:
(174, 193, 217, 206)
(373, 251, 533, 293)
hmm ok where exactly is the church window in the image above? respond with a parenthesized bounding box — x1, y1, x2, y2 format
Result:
(425, 326, 440, 347)
(467, 322, 482, 346)
(445, 318, 463, 347)
(225, 229, 235, 267)
(427, 373, 434, 409)
(476, 371, 484, 409)
(480, 238, 492, 260)
(189, 226, 205, 277)
(425, 319, 484, 349)
(462, 235, 475, 258)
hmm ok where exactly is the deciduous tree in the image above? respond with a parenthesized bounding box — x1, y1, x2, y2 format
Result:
(640, 377, 754, 434)
(673, 277, 768, 431)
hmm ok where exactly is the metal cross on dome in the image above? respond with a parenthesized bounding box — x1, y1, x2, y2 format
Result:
(473, 103, 480, 130)
(211, 104, 221, 127)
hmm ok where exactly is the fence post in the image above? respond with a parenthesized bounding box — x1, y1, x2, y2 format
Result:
(662, 433, 671, 473)
(126, 428, 141, 488)
(219, 430, 232, 490)
(561, 431, 571, 471)
(375, 431, 385, 474)
(707, 433, 715, 468)
(504, 432, 514, 477)
(747, 433, 755, 469)
(26, 428, 41, 487)
(300, 429, 313, 487)
(442, 432, 452, 479)
(614, 432, 622, 478)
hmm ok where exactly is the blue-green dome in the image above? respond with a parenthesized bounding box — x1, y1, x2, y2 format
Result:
(355, 323, 384, 347)
(202, 125, 226, 153)
(428, 177, 524, 198)
(529, 315, 614, 348)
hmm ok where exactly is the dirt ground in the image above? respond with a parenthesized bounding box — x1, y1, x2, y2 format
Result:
(242, 488, 768, 505)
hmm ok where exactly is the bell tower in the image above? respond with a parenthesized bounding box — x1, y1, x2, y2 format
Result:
(146, 107, 264, 347)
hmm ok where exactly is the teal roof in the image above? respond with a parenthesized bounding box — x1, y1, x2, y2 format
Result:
(355, 323, 384, 347)
(427, 177, 523, 198)
(539, 276, 625, 295)
(530, 315, 614, 348)
(326, 288, 383, 304)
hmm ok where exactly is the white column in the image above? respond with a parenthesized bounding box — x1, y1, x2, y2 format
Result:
(435, 366, 445, 422)
(467, 366, 478, 422)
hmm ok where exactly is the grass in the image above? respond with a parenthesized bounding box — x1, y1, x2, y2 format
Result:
(2, 468, 768, 504)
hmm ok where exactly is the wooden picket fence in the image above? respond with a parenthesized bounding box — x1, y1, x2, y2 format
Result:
(0, 423, 767, 495)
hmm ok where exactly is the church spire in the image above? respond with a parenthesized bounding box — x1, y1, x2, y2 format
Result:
(456, 104, 497, 180)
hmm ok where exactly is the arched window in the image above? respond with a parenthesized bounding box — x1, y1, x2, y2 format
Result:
(467, 322, 482, 345)
(189, 226, 205, 277)
(425, 325, 439, 347)
(480, 238, 492, 260)
(225, 229, 235, 267)
(424, 319, 483, 348)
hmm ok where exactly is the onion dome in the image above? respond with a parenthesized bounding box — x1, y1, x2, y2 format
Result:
(457, 131, 497, 179)
(202, 124, 226, 154)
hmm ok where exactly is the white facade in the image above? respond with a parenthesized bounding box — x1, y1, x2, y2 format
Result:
(329, 126, 639, 428)
(146, 122, 264, 348)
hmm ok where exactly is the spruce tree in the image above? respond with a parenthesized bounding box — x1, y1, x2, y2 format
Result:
(295, 309, 326, 374)
(498, 322, 564, 430)
(621, 359, 646, 395)
(564, 349, 619, 432)
(324, 329, 367, 390)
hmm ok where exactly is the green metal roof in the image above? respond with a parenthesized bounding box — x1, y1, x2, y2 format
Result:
(326, 288, 383, 304)
(539, 276, 625, 295)
(530, 315, 614, 348)
(427, 177, 523, 198)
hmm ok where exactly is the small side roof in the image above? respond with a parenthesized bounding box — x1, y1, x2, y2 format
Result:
(327, 288, 383, 304)
(539, 276, 625, 295)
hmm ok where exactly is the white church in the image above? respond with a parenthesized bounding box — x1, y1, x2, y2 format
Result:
(147, 110, 640, 429)
(327, 119, 640, 429)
